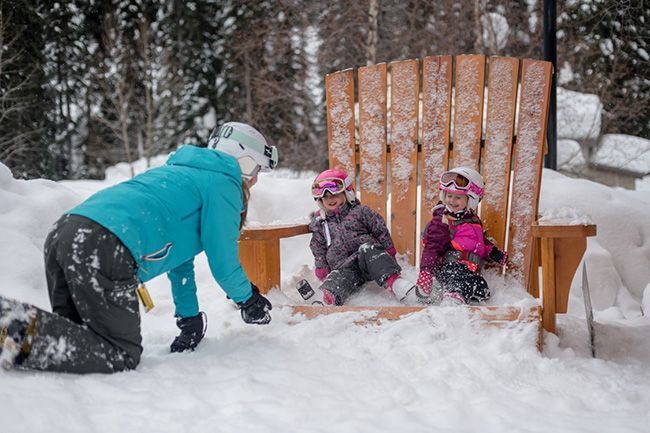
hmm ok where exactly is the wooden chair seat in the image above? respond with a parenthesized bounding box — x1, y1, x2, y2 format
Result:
(289, 304, 543, 350)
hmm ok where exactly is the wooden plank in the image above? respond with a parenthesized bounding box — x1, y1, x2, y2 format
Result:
(240, 224, 310, 240)
(507, 59, 553, 290)
(481, 57, 519, 247)
(239, 238, 281, 294)
(289, 305, 542, 350)
(420, 55, 453, 235)
(389, 59, 420, 265)
(452, 55, 486, 170)
(532, 223, 597, 238)
(326, 69, 357, 181)
(358, 63, 388, 220)
(290, 304, 541, 323)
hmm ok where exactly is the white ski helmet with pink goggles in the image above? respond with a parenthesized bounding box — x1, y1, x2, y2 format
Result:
(311, 168, 356, 204)
(439, 166, 484, 210)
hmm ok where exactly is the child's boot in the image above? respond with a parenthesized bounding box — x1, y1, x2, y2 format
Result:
(0, 296, 37, 370)
(387, 276, 419, 304)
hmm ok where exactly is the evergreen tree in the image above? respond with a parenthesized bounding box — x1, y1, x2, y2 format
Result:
(559, 0, 650, 138)
(0, 0, 54, 179)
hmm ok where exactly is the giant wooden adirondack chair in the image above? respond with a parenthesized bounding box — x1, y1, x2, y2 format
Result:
(240, 55, 596, 336)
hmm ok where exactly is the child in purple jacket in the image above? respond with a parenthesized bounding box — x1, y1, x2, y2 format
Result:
(308, 168, 416, 305)
(413, 167, 508, 306)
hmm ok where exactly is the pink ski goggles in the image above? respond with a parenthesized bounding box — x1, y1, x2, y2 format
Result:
(311, 177, 348, 198)
(439, 172, 484, 196)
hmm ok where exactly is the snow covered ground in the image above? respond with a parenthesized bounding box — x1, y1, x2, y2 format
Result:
(1, 158, 649, 433)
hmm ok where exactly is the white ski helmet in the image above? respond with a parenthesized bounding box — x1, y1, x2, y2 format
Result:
(207, 122, 278, 179)
(439, 166, 485, 211)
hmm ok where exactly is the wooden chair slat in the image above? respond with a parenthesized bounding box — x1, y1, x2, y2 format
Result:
(452, 55, 486, 170)
(358, 63, 388, 220)
(481, 56, 520, 249)
(325, 69, 356, 180)
(420, 55, 453, 235)
(389, 59, 420, 265)
(508, 59, 553, 289)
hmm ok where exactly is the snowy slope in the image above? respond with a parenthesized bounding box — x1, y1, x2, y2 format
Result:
(1, 161, 650, 433)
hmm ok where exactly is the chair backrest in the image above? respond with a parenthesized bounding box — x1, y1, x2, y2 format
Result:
(325, 55, 552, 291)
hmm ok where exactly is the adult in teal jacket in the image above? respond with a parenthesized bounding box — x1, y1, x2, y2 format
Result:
(0, 122, 277, 374)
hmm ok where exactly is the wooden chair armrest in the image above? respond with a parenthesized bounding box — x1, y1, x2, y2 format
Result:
(531, 221, 596, 334)
(239, 223, 310, 294)
(241, 223, 310, 241)
(532, 222, 597, 239)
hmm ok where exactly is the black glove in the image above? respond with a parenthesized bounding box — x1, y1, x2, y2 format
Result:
(237, 284, 272, 324)
(488, 247, 508, 266)
(170, 312, 207, 353)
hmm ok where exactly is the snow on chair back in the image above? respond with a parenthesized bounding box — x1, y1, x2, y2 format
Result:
(324, 55, 552, 292)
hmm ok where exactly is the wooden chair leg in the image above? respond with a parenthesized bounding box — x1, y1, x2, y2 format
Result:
(528, 237, 541, 298)
(540, 237, 557, 333)
(239, 238, 281, 294)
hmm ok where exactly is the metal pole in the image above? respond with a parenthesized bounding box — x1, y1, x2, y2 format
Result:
(543, 0, 557, 170)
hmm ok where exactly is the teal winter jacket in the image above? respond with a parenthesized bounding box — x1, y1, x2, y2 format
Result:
(68, 145, 251, 316)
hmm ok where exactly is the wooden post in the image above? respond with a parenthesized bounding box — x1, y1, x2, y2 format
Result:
(239, 238, 281, 294)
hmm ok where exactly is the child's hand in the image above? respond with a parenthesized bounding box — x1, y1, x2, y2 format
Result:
(415, 269, 434, 294)
(488, 248, 508, 266)
(315, 267, 330, 281)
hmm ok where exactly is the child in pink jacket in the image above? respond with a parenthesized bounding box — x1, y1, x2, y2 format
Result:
(413, 167, 508, 306)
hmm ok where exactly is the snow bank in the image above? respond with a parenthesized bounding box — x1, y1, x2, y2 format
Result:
(557, 87, 602, 141)
(0, 164, 81, 307)
(591, 134, 650, 175)
(557, 138, 586, 171)
(539, 169, 650, 317)
(1, 159, 650, 433)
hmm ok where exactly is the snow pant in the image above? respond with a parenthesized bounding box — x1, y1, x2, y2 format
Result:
(319, 243, 401, 305)
(433, 261, 491, 303)
(19, 214, 142, 374)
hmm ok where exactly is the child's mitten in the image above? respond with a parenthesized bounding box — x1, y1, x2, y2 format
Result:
(415, 269, 434, 295)
(488, 247, 508, 266)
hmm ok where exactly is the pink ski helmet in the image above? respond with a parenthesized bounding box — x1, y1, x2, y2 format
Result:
(311, 168, 356, 205)
(439, 166, 484, 210)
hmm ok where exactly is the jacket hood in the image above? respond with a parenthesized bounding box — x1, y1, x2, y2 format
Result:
(166, 144, 242, 181)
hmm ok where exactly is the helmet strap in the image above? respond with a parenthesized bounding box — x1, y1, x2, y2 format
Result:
(444, 206, 471, 219)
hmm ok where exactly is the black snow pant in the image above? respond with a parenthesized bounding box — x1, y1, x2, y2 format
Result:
(433, 261, 491, 303)
(20, 214, 142, 374)
(319, 243, 401, 305)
